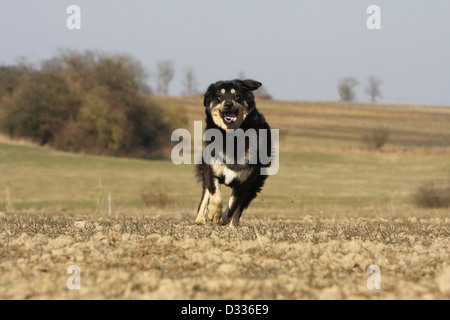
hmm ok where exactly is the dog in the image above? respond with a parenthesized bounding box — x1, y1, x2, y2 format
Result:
(195, 79, 272, 227)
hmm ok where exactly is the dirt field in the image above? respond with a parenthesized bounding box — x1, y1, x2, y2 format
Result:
(1, 214, 449, 299)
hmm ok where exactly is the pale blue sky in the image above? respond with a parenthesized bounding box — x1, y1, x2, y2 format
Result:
(1, 0, 449, 105)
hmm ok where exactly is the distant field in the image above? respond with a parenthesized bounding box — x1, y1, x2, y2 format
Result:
(154, 96, 450, 152)
(1, 98, 449, 300)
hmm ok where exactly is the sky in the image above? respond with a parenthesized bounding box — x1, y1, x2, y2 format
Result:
(1, 0, 449, 105)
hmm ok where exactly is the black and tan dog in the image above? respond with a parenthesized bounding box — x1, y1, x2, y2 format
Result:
(195, 79, 272, 227)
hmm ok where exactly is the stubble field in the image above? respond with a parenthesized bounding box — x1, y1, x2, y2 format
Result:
(1, 214, 449, 299)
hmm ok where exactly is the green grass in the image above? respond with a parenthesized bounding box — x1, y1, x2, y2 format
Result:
(1, 139, 449, 218)
(0, 142, 195, 212)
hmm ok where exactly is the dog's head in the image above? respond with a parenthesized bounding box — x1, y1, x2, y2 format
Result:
(203, 79, 262, 130)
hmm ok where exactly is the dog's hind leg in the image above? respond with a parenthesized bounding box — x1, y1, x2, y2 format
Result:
(195, 187, 210, 224)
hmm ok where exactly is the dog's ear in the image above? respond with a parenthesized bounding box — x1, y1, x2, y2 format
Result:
(203, 92, 209, 108)
(203, 85, 214, 107)
(237, 79, 262, 91)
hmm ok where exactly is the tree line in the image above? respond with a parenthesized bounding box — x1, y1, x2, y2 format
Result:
(154, 61, 272, 99)
(0, 50, 185, 157)
(0, 49, 381, 159)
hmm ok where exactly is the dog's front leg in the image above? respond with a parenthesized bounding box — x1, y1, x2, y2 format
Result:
(221, 174, 259, 227)
(222, 196, 242, 228)
(195, 187, 210, 224)
(221, 182, 250, 227)
(206, 178, 222, 223)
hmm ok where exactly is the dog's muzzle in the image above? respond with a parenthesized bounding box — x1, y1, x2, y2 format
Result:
(222, 111, 238, 124)
(222, 102, 238, 124)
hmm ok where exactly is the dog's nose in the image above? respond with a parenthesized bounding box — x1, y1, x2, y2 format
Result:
(224, 101, 234, 109)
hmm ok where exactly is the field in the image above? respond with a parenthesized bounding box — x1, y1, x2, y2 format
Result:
(1, 215, 449, 299)
(1, 97, 450, 299)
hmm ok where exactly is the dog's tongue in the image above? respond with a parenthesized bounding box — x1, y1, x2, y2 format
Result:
(223, 112, 237, 122)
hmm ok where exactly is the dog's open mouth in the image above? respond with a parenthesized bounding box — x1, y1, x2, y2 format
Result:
(222, 111, 238, 124)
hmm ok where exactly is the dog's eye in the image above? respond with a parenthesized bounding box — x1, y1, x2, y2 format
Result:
(217, 94, 224, 100)
(234, 94, 239, 99)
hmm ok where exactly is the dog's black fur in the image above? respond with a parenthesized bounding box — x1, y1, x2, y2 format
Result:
(195, 79, 271, 226)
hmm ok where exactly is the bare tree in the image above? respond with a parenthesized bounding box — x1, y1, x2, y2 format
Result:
(182, 66, 198, 95)
(337, 77, 359, 101)
(365, 76, 382, 102)
(156, 60, 174, 95)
